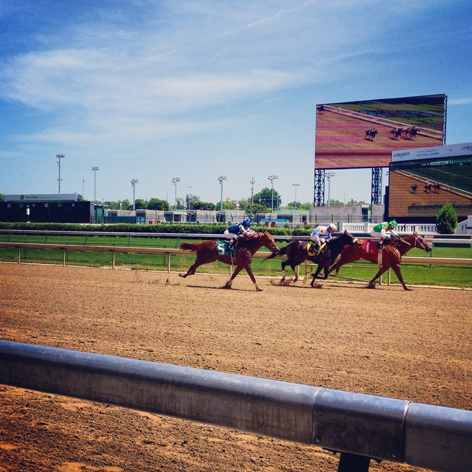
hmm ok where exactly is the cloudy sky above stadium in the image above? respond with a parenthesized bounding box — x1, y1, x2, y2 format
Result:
(1, 0, 471, 207)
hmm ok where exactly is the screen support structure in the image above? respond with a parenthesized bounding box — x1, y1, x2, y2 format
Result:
(314, 169, 326, 206)
(371, 167, 383, 205)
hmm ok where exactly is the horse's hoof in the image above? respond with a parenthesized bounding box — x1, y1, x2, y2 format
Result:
(404, 287, 413, 291)
(178, 273, 185, 278)
(366, 283, 376, 289)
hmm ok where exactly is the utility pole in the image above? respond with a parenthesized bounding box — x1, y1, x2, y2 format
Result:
(172, 178, 180, 210)
(92, 167, 99, 202)
(131, 179, 139, 211)
(268, 175, 278, 212)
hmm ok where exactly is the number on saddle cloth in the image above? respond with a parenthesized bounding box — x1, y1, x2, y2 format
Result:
(217, 240, 236, 256)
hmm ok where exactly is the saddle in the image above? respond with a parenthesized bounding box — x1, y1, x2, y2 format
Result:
(307, 241, 326, 257)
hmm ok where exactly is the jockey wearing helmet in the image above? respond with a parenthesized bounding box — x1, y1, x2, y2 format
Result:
(370, 220, 398, 248)
(224, 220, 254, 250)
(310, 223, 337, 251)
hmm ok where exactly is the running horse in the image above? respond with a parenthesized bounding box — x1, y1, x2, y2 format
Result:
(327, 232, 432, 291)
(264, 230, 359, 287)
(364, 129, 378, 140)
(179, 231, 279, 292)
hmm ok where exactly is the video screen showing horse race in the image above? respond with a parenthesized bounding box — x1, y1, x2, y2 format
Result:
(315, 94, 446, 169)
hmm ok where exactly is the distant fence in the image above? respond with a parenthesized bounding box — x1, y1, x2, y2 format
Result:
(1, 341, 471, 472)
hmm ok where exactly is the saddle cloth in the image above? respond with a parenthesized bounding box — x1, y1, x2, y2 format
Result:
(307, 241, 326, 257)
(363, 240, 379, 255)
(217, 240, 236, 256)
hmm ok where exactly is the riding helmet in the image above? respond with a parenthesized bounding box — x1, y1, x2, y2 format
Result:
(243, 220, 251, 227)
(389, 220, 398, 227)
(328, 223, 337, 231)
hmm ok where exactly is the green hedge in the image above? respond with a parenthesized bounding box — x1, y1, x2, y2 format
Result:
(0, 222, 301, 236)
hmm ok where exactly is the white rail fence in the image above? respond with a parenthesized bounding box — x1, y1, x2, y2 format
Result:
(1, 341, 471, 472)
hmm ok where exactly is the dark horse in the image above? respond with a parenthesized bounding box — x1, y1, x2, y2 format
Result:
(364, 129, 378, 140)
(327, 232, 432, 291)
(179, 231, 279, 292)
(389, 127, 403, 139)
(264, 230, 359, 287)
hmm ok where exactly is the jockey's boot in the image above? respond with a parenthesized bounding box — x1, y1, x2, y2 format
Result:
(228, 240, 235, 251)
(377, 239, 384, 249)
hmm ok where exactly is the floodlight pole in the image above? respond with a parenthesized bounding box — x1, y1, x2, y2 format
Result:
(326, 172, 335, 206)
(187, 186, 192, 210)
(172, 178, 180, 210)
(82, 179, 85, 199)
(292, 184, 300, 210)
(56, 154, 65, 193)
(250, 177, 255, 204)
(131, 179, 139, 211)
(218, 176, 227, 211)
(92, 167, 99, 202)
(268, 175, 278, 212)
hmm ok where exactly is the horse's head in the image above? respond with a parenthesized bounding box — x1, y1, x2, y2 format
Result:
(260, 231, 280, 254)
(412, 232, 433, 253)
(342, 230, 360, 246)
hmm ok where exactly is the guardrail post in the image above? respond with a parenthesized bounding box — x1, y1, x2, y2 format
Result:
(63, 249, 66, 266)
(18, 247, 21, 263)
(112, 252, 115, 269)
(337, 452, 371, 472)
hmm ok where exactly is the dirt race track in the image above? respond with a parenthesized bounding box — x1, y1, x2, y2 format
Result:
(1, 263, 471, 472)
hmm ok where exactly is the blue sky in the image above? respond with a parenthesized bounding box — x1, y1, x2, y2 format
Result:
(1, 0, 471, 207)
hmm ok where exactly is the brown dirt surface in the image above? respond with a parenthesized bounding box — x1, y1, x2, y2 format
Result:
(1, 262, 471, 472)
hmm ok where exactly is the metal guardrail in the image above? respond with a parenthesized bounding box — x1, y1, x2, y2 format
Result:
(1, 341, 471, 472)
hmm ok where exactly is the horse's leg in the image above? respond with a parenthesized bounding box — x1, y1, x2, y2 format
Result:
(179, 259, 203, 278)
(244, 264, 263, 292)
(310, 266, 323, 287)
(392, 264, 412, 291)
(280, 260, 289, 284)
(291, 264, 298, 283)
(223, 265, 243, 289)
(367, 265, 389, 288)
(327, 260, 343, 277)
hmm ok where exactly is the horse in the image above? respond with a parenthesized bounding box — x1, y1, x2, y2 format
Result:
(390, 127, 403, 139)
(178, 231, 279, 292)
(364, 129, 378, 140)
(263, 230, 359, 287)
(327, 232, 432, 291)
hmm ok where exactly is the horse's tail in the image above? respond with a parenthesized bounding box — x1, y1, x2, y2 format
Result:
(263, 245, 287, 261)
(179, 241, 202, 251)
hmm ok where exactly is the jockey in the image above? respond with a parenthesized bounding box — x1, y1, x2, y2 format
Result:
(310, 223, 337, 251)
(370, 220, 398, 248)
(224, 220, 253, 250)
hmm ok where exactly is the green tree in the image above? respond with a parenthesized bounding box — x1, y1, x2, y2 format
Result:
(134, 199, 147, 210)
(436, 202, 458, 234)
(1, 194, 6, 202)
(147, 198, 169, 211)
(190, 200, 215, 211)
(254, 187, 281, 209)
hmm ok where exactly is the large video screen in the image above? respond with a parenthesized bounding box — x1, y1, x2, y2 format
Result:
(315, 94, 446, 170)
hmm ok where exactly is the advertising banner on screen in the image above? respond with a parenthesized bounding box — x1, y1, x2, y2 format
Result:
(315, 94, 446, 170)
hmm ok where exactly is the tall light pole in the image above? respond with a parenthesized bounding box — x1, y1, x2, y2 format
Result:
(131, 179, 139, 211)
(268, 175, 278, 212)
(292, 184, 300, 210)
(250, 177, 255, 204)
(82, 178, 85, 199)
(56, 154, 65, 193)
(187, 186, 192, 210)
(326, 172, 336, 206)
(218, 176, 227, 211)
(172, 178, 180, 210)
(92, 167, 99, 202)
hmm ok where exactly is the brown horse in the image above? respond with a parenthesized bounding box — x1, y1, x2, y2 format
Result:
(328, 232, 433, 291)
(179, 231, 279, 292)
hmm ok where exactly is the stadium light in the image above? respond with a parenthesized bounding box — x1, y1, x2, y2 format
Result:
(218, 176, 227, 211)
(292, 184, 300, 210)
(326, 172, 335, 206)
(187, 186, 192, 210)
(56, 154, 65, 193)
(92, 167, 99, 202)
(172, 178, 180, 211)
(131, 179, 139, 211)
(268, 175, 278, 212)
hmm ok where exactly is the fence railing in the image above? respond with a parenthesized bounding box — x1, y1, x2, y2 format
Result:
(1, 340, 471, 472)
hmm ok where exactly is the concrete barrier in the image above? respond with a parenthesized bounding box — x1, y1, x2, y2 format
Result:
(1, 341, 471, 472)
